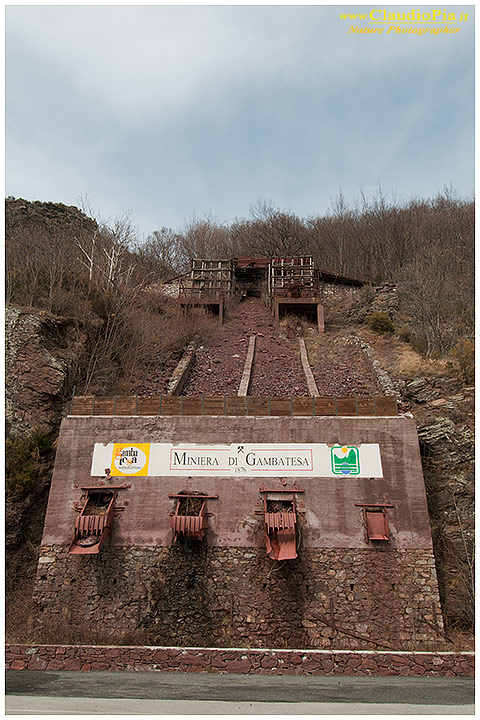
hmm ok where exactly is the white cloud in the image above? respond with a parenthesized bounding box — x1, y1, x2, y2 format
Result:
(5, 5, 474, 232)
(7, 5, 469, 124)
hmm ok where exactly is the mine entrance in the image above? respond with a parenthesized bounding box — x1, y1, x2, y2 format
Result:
(235, 267, 264, 297)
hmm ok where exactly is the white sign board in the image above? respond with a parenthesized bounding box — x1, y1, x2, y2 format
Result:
(91, 443, 383, 478)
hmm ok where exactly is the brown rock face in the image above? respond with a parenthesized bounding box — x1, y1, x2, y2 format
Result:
(6, 197, 97, 238)
(6, 306, 88, 437)
(5, 305, 90, 624)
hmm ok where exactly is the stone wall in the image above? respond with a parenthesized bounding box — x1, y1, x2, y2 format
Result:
(34, 545, 444, 649)
(6, 644, 474, 676)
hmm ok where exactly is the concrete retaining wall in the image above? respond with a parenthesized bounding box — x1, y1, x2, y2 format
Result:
(34, 413, 444, 648)
(41, 415, 433, 550)
(6, 645, 474, 676)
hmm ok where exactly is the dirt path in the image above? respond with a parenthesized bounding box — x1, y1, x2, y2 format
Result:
(182, 298, 309, 396)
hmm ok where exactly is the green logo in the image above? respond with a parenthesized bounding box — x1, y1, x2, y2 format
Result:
(331, 446, 360, 475)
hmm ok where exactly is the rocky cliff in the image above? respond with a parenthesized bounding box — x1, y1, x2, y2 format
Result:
(6, 306, 89, 437)
(5, 305, 92, 640)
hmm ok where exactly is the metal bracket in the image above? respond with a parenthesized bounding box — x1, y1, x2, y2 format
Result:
(80, 484, 131, 491)
(354, 503, 395, 508)
(168, 493, 218, 499)
(258, 485, 305, 493)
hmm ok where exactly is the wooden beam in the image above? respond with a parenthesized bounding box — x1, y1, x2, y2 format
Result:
(238, 335, 256, 396)
(298, 338, 320, 397)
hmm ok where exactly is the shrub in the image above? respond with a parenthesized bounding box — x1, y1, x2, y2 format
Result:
(450, 338, 474, 383)
(359, 284, 375, 304)
(367, 311, 395, 334)
(397, 324, 415, 344)
(5, 427, 53, 493)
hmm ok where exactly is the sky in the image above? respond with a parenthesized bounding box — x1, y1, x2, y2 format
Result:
(5, 4, 475, 238)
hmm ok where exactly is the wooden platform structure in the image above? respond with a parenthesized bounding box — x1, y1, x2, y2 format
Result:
(268, 256, 317, 297)
(174, 256, 366, 329)
(69, 395, 398, 418)
(268, 256, 324, 331)
(177, 259, 233, 324)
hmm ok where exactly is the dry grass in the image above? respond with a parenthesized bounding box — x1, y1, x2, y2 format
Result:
(6, 582, 152, 646)
(359, 327, 449, 379)
(5, 582, 37, 644)
(396, 349, 448, 378)
(442, 628, 475, 652)
(105, 295, 215, 395)
(32, 621, 152, 647)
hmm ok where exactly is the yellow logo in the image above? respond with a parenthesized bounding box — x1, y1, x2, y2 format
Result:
(111, 443, 150, 476)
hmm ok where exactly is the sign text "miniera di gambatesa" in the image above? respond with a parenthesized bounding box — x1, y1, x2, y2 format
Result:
(91, 442, 384, 478)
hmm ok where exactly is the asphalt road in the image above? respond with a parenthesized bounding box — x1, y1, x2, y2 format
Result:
(5, 670, 475, 715)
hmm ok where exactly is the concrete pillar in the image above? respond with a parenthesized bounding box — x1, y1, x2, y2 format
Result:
(317, 303, 325, 333)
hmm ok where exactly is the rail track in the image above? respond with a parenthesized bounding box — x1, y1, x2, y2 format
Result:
(69, 298, 396, 415)
(179, 297, 377, 399)
(181, 298, 312, 397)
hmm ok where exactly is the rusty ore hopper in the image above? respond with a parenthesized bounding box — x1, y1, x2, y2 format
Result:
(169, 493, 217, 542)
(68, 487, 118, 555)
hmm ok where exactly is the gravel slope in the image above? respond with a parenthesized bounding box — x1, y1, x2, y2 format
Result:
(182, 298, 309, 396)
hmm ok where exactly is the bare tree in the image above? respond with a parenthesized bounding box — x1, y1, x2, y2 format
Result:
(76, 229, 98, 293)
(131, 228, 180, 280)
(176, 214, 230, 270)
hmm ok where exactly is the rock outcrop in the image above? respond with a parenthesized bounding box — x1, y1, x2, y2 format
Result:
(6, 306, 88, 437)
(6, 197, 97, 237)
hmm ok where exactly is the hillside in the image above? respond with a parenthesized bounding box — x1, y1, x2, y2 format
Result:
(5, 196, 474, 647)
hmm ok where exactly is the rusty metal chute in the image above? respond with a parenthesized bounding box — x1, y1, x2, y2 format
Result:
(68, 487, 120, 555)
(169, 493, 218, 542)
(365, 510, 389, 541)
(265, 510, 297, 560)
(259, 485, 304, 561)
(355, 503, 394, 542)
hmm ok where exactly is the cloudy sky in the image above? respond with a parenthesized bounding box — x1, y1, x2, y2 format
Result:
(6, 4, 474, 237)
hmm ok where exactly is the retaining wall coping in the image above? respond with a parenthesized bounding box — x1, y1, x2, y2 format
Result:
(69, 414, 403, 419)
(6, 643, 474, 656)
(6, 644, 473, 677)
